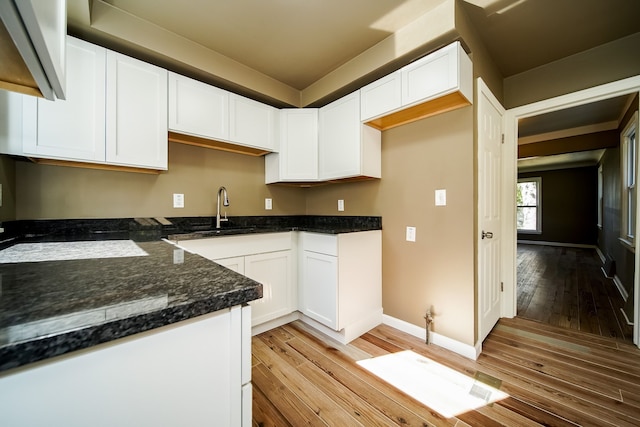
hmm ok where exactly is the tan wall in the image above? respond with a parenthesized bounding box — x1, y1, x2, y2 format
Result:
(504, 32, 640, 109)
(0, 155, 16, 221)
(307, 106, 476, 346)
(14, 143, 305, 220)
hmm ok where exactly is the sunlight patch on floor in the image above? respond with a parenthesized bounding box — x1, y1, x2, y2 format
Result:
(357, 350, 509, 418)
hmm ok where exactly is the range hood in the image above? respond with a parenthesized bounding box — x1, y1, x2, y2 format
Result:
(0, 0, 66, 100)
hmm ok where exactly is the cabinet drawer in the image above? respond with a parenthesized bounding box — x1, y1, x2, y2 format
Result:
(301, 232, 337, 256)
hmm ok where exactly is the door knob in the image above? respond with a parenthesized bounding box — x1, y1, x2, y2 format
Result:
(482, 230, 493, 239)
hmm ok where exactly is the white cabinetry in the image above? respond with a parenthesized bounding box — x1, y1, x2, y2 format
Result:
(168, 72, 229, 141)
(106, 50, 168, 169)
(319, 91, 381, 181)
(0, 90, 27, 155)
(299, 231, 382, 343)
(361, 41, 472, 130)
(265, 108, 318, 183)
(177, 233, 296, 328)
(229, 93, 278, 152)
(22, 36, 105, 162)
(359, 71, 402, 122)
(17, 37, 168, 171)
(0, 306, 252, 427)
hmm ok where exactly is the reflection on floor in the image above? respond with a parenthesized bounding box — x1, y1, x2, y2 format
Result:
(517, 243, 633, 343)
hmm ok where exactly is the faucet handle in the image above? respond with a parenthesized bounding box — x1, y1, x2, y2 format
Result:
(220, 212, 229, 223)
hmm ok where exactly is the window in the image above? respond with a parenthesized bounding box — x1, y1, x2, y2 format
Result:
(517, 177, 541, 233)
(621, 111, 639, 247)
(597, 164, 603, 229)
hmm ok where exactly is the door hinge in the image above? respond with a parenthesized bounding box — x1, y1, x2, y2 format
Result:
(501, 134, 505, 144)
(501, 282, 504, 292)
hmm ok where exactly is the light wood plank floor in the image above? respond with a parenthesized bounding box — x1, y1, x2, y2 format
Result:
(517, 244, 633, 343)
(252, 318, 640, 426)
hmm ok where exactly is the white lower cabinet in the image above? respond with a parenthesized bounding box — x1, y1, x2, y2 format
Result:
(0, 305, 252, 427)
(299, 231, 382, 342)
(245, 251, 294, 326)
(177, 233, 296, 328)
(301, 250, 338, 329)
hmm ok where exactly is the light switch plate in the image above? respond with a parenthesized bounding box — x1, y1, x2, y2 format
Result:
(435, 189, 446, 206)
(406, 226, 416, 242)
(338, 199, 345, 211)
(265, 198, 272, 210)
(173, 193, 184, 208)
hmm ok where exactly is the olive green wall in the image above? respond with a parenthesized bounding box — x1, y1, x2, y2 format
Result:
(14, 143, 306, 219)
(0, 155, 16, 221)
(307, 106, 476, 346)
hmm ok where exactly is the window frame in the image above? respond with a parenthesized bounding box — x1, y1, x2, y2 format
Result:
(621, 111, 639, 250)
(517, 177, 542, 234)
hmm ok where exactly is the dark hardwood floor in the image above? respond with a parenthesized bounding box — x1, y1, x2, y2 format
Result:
(253, 318, 640, 426)
(517, 244, 634, 343)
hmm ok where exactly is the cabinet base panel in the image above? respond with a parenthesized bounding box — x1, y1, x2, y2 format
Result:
(298, 308, 383, 345)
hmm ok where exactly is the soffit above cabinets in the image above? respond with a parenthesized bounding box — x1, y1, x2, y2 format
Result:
(67, 0, 640, 108)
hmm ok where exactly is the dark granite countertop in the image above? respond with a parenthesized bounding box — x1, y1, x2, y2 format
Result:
(0, 215, 381, 372)
(0, 240, 263, 372)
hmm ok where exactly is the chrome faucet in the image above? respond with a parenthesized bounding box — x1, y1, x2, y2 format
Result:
(216, 186, 230, 228)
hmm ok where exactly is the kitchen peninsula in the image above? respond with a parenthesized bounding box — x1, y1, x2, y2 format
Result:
(0, 215, 380, 427)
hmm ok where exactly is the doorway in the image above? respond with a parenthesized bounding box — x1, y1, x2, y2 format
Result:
(502, 76, 640, 347)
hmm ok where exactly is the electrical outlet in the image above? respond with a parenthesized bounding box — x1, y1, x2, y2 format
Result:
(173, 193, 184, 208)
(406, 226, 416, 242)
(265, 198, 272, 210)
(338, 199, 345, 211)
(435, 189, 446, 206)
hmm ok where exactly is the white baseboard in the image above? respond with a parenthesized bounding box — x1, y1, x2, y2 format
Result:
(613, 275, 629, 301)
(517, 240, 597, 249)
(620, 308, 634, 326)
(382, 314, 480, 360)
(595, 246, 606, 263)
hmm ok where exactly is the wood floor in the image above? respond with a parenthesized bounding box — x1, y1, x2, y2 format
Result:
(517, 244, 634, 343)
(253, 318, 640, 426)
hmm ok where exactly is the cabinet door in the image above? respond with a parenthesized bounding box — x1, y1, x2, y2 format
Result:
(22, 37, 106, 162)
(276, 108, 318, 181)
(360, 71, 402, 121)
(300, 251, 338, 330)
(401, 42, 458, 106)
(318, 91, 361, 180)
(106, 51, 168, 170)
(244, 250, 293, 326)
(215, 256, 245, 275)
(168, 73, 229, 141)
(0, 90, 26, 155)
(229, 94, 277, 151)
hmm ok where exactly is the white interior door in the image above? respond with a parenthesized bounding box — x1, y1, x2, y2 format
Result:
(478, 78, 505, 343)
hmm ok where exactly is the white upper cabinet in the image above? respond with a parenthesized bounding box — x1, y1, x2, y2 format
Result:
(106, 51, 168, 170)
(360, 71, 402, 122)
(319, 91, 381, 181)
(0, 90, 27, 155)
(361, 41, 473, 130)
(265, 108, 318, 183)
(229, 93, 278, 152)
(401, 41, 470, 105)
(168, 72, 229, 141)
(22, 36, 106, 162)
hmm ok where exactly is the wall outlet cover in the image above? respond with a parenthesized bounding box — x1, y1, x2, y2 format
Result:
(265, 198, 273, 210)
(406, 226, 416, 242)
(338, 199, 345, 211)
(173, 193, 184, 208)
(435, 189, 446, 206)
